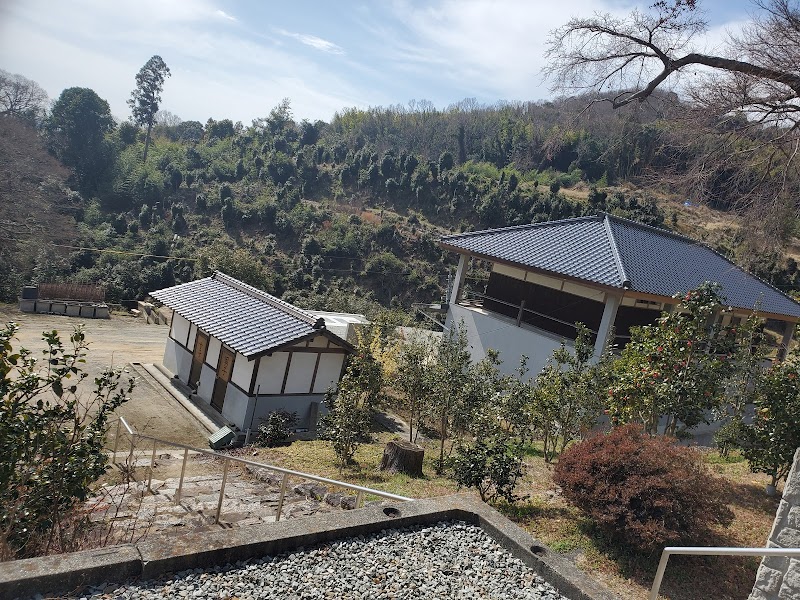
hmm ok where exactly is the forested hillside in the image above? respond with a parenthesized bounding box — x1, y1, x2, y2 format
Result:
(1, 73, 799, 315)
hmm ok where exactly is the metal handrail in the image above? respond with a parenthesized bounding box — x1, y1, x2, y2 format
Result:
(109, 416, 413, 524)
(649, 546, 800, 600)
(460, 290, 600, 335)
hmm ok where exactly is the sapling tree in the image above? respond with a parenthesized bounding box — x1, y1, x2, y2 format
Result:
(606, 283, 737, 435)
(0, 324, 134, 560)
(391, 333, 435, 443)
(319, 331, 385, 471)
(737, 349, 800, 490)
(429, 322, 472, 474)
(531, 323, 604, 462)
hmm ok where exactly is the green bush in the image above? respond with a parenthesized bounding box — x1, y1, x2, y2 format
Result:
(255, 410, 297, 447)
(0, 325, 134, 559)
(554, 424, 733, 551)
(450, 438, 523, 503)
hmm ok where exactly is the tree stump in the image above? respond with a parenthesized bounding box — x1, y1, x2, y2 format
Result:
(379, 439, 424, 477)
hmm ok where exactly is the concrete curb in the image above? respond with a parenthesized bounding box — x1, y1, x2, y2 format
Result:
(0, 494, 619, 600)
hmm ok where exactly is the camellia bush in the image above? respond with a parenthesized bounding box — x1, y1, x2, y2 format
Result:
(0, 324, 134, 560)
(554, 424, 733, 551)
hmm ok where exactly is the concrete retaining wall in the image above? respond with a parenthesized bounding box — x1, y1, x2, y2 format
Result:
(0, 495, 619, 600)
(749, 448, 800, 600)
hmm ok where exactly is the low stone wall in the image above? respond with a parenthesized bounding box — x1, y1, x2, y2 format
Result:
(749, 448, 800, 599)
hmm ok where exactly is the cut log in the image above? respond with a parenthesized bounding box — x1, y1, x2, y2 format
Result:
(379, 439, 424, 477)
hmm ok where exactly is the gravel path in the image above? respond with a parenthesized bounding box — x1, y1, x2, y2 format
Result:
(54, 521, 568, 600)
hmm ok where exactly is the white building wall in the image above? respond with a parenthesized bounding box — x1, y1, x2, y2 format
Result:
(163, 337, 192, 382)
(254, 352, 289, 394)
(206, 336, 221, 368)
(221, 385, 251, 430)
(171, 313, 190, 346)
(197, 364, 216, 404)
(187, 323, 197, 350)
(313, 354, 345, 393)
(231, 352, 254, 391)
(284, 353, 317, 393)
(446, 304, 567, 377)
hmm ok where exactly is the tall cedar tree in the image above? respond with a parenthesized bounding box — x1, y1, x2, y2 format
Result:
(128, 56, 170, 162)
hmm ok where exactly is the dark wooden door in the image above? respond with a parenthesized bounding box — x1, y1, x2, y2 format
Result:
(211, 347, 235, 412)
(189, 332, 209, 389)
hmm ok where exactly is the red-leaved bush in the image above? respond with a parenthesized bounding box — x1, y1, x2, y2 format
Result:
(553, 424, 733, 551)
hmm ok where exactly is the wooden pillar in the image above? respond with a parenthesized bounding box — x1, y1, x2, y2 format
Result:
(448, 254, 468, 305)
(594, 293, 621, 358)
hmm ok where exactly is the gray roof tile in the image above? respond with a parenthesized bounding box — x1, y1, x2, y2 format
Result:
(151, 272, 341, 358)
(441, 215, 800, 318)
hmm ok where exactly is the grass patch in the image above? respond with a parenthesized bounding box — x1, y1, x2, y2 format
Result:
(243, 426, 776, 600)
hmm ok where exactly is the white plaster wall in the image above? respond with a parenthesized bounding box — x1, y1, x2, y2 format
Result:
(313, 354, 345, 393)
(206, 336, 221, 367)
(284, 353, 317, 393)
(171, 313, 190, 346)
(187, 323, 197, 350)
(197, 364, 215, 404)
(308, 336, 328, 348)
(231, 352, 254, 391)
(163, 338, 192, 382)
(447, 304, 567, 377)
(254, 353, 289, 394)
(221, 385, 251, 430)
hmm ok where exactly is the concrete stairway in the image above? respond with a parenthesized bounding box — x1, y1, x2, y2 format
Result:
(85, 451, 359, 542)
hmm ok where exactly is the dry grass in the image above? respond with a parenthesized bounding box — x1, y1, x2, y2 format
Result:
(257, 430, 776, 600)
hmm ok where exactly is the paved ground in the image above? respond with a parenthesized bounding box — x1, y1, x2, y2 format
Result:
(0, 304, 208, 447)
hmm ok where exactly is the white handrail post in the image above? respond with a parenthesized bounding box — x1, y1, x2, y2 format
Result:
(648, 549, 672, 600)
(112, 418, 122, 456)
(275, 474, 288, 522)
(214, 458, 230, 524)
(147, 438, 157, 492)
(127, 432, 136, 467)
(175, 447, 189, 504)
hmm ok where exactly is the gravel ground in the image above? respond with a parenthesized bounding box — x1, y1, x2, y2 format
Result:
(53, 521, 568, 600)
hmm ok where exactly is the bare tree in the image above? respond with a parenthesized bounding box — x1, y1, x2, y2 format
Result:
(0, 69, 48, 122)
(544, 0, 800, 233)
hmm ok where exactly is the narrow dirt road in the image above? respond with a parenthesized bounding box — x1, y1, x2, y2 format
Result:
(0, 304, 209, 447)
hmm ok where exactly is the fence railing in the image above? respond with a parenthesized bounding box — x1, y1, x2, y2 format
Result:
(460, 290, 599, 336)
(649, 546, 800, 600)
(110, 417, 413, 525)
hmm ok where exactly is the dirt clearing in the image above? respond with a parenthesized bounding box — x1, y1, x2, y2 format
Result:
(0, 304, 208, 447)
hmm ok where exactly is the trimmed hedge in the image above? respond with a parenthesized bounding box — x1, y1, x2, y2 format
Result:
(553, 424, 733, 551)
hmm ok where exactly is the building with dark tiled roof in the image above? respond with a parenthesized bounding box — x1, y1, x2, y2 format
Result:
(440, 214, 800, 376)
(151, 272, 356, 433)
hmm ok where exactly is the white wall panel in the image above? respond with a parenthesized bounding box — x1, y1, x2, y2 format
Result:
(171, 313, 190, 346)
(284, 353, 317, 393)
(254, 352, 289, 394)
(206, 336, 221, 367)
(231, 352, 254, 391)
(312, 354, 344, 393)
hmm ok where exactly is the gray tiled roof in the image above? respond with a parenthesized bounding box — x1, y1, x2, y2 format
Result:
(441, 214, 800, 318)
(151, 272, 340, 358)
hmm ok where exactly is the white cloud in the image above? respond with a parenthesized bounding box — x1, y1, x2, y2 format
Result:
(214, 9, 237, 22)
(277, 30, 345, 55)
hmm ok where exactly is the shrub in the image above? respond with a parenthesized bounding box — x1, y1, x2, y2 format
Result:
(554, 424, 733, 551)
(450, 438, 523, 503)
(254, 410, 297, 448)
(0, 325, 134, 559)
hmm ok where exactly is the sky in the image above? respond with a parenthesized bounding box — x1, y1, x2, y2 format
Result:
(0, 0, 758, 124)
